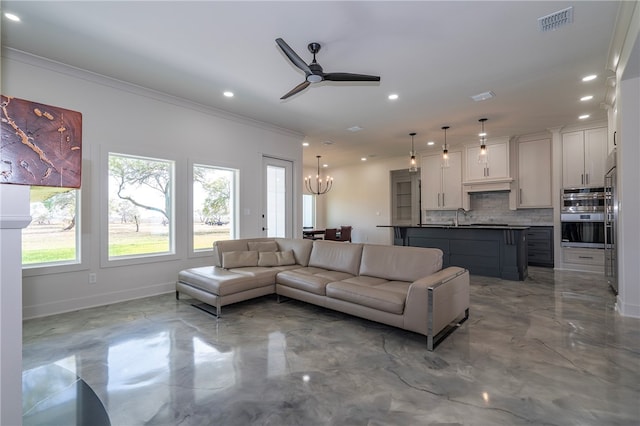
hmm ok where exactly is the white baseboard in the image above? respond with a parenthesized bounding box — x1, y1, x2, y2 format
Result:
(23, 281, 175, 319)
(616, 296, 640, 318)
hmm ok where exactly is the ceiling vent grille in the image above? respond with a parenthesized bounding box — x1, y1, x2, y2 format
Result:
(538, 6, 573, 32)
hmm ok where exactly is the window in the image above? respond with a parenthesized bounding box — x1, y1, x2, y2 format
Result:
(192, 164, 237, 251)
(22, 186, 80, 267)
(108, 153, 174, 259)
(302, 194, 315, 229)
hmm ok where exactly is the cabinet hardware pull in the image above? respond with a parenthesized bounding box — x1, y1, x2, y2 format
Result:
(578, 256, 593, 259)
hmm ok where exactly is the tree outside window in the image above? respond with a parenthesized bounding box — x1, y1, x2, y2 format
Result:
(193, 164, 236, 251)
(108, 153, 174, 259)
(22, 186, 80, 266)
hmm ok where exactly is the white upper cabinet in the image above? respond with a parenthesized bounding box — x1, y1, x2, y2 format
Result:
(517, 138, 552, 208)
(421, 151, 462, 210)
(464, 139, 510, 183)
(562, 127, 607, 188)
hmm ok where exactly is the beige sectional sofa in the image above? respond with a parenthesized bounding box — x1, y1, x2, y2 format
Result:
(176, 238, 469, 350)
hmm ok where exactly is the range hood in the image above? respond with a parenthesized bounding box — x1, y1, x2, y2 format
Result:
(462, 178, 515, 211)
(463, 177, 513, 193)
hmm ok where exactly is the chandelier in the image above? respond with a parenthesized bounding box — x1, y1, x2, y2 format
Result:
(305, 155, 333, 195)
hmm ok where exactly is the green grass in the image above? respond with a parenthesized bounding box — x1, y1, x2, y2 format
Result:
(22, 222, 231, 263)
(23, 248, 76, 264)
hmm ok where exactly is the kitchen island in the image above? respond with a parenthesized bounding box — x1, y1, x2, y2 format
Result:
(380, 224, 529, 281)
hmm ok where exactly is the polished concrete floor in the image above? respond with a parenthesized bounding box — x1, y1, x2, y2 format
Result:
(23, 267, 640, 425)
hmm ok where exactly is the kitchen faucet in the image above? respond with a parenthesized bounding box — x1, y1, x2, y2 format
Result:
(454, 208, 467, 227)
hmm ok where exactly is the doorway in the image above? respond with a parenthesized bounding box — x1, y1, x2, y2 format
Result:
(263, 156, 293, 237)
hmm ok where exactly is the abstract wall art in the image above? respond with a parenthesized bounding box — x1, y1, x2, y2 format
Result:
(1, 95, 82, 188)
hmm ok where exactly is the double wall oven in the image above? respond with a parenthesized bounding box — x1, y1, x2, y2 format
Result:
(560, 187, 605, 249)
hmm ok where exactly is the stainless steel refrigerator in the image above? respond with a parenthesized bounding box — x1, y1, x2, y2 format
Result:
(604, 150, 618, 294)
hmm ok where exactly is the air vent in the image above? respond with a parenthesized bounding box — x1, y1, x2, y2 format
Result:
(538, 7, 573, 32)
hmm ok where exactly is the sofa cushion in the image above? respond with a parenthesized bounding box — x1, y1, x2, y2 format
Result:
(308, 240, 363, 275)
(275, 238, 313, 267)
(213, 238, 273, 267)
(248, 241, 279, 252)
(257, 250, 296, 267)
(222, 251, 258, 269)
(276, 267, 355, 296)
(326, 281, 406, 314)
(178, 266, 271, 296)
(359, 244, 443, 282)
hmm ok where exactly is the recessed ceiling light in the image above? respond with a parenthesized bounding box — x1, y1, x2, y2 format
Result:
(223, 91, 234, 97)
(582, 74, 597, 82)
(388, 94, 399, 100)
(580, 95, 594, 101)
(4, 13, 20, 22)
(361, 157, 367, 161)
(322, 163, 328, 168)
(347, 126, 363, 132)
(427, 141, 435, 146)
(302, 142, 309, 147)
(579, 114, 590, 120)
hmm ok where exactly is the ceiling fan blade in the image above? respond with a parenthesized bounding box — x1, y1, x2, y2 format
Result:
(323, 73, 381, 82)
(276, 38, 311, 74)
(280, 81, 311, 100)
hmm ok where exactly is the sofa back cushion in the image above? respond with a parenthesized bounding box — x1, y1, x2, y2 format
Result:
(275, 238, 313, 266)
(222, 251, 259, 269)
(359, 244, 443, 282)
(308, 240, 363, 275)
(213, 238, 273, 267)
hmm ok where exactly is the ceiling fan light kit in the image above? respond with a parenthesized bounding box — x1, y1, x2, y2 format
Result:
(276, 38, 381, 99)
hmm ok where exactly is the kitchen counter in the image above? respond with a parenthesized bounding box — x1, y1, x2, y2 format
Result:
(379, 224, 529, 281)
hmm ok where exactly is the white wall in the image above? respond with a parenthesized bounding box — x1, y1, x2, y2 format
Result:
(617, 75, 640, 317)
(2, 50, 304, 318)
(324, 156, 409, 245)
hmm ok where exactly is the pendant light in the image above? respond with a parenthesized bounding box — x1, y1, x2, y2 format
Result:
(478, 118, 488, 164)
(305, 155, 333, 195)
(441, 126, 450, 168)
(408, 132, 418, 173)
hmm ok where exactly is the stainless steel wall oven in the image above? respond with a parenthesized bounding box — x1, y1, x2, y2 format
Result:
(561, 187, 605, 248)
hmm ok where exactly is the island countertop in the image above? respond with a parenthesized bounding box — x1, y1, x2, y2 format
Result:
(378, 224, 530, 230)
(379, 224, 529, 281)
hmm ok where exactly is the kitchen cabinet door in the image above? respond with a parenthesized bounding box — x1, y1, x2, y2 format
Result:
(584, 127, 607, 187)
(518, 138, 551, 208)
(421, 152, 462, 210)
(441, 151, 462, 209)
(421, 154, 443, 210)
(562, 127, 607, 188)
(465, 142, 509, 181)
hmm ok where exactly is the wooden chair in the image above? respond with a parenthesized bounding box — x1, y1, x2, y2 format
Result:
(324, 228, 338, 240)
(338, 226, 352, 242)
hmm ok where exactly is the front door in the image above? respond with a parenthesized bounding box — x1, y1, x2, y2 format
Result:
(262, 156, 293, 238)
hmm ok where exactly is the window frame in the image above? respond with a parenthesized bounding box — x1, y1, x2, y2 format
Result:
(22, 187, 88, 277)
(102, 148, 180, 268)
(188, 159, 239, 258)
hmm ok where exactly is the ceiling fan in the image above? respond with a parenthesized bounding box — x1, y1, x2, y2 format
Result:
(275, 38, 381, 100)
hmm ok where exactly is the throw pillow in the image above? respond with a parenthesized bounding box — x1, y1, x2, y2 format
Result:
(257, 250, 296, 267)
(222, 251, 259, 269)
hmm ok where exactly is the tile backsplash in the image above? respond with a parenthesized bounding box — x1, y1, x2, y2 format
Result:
(422, 192, 553, 226)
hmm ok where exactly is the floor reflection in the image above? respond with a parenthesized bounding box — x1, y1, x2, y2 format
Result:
(22, 267, 640, 425)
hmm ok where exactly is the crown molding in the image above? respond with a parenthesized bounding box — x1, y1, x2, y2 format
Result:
(2, 48, 304, 140)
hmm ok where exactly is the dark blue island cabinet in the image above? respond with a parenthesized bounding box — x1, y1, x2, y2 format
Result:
(388, 225, 529, 281)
